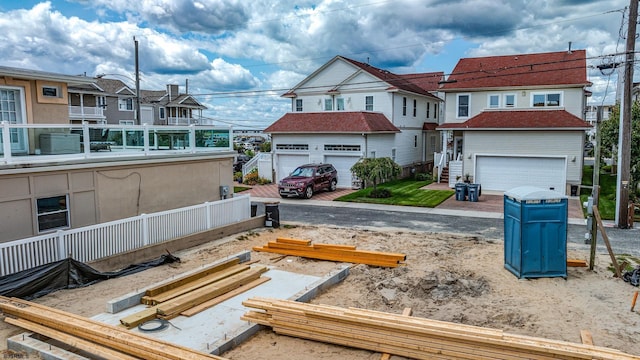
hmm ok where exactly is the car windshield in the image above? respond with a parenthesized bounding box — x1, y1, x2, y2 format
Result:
(291, 167, 314, 177)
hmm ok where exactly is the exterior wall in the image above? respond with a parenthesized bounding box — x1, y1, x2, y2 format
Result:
(0, 77, 69, 125)
(272, 133, 365, 164)
(443, 87, 585, 123)
(0, 156, 233, 243)
(463, 131, 584, 184)
(104, 95, 136, 124)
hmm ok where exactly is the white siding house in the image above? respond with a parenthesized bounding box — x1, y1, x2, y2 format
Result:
(266, 56, 444, 189)
(437, 50, 592, 194)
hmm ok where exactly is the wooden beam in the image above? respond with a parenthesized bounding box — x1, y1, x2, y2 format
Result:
(181, 276, 271, 317)
(593, 206, 622, 278)
(580, 330, 594, 346)
(380, 307, 412, 360)
(567, 259, 588, 267)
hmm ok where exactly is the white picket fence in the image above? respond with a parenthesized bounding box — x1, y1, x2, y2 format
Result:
(0, 195, 251, 277)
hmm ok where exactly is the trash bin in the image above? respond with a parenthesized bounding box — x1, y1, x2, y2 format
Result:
(468, 184, 480, 202)
(570, 184, 579, 196)
(455, 183, 468, 201)
(503, 186, 568, 279)
(250, 203, 258, 217)
(265, 202, 280, 228)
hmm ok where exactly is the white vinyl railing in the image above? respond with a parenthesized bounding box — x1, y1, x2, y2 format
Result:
(68, 106, 104, 117)
(0, 195, 251, 277)
(242, 152, 272, 178)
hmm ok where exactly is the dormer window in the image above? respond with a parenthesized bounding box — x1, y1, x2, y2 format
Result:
(532, 92, 562, 107)
(324, 98, 333, 111)
(295, 99, 303, 112)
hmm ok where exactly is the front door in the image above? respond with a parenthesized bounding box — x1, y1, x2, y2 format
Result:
(453, 136, 463, 161)
(0, 87, 28, 154)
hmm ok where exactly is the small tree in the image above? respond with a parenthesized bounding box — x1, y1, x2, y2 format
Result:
(350, 157, 402, 197)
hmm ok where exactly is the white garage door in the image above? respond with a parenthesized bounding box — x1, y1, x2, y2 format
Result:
(324, 155, 360, 188)
(276, 154, 309, 182)
(476, 156, 566, 193)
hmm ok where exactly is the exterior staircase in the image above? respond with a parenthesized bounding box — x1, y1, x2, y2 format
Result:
(440, 167, 449, 183)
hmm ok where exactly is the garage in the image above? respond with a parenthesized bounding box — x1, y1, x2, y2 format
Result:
(324, 155, 360, 188)
(276, 154, 309, 182)
(475, 156, 566, 193)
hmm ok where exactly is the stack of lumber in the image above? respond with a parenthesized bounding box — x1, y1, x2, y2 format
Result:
(253, 237, 406, 267)
(242, 297, 640, 360)
(0, 296, 228, 360)
(120, 258, 270, 328)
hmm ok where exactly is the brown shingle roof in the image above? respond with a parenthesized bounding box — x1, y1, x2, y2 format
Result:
(95, 78, 134, 95)
(440, 50, 589, 90)
(264, 112, 400, 134)
(436, 110, 591, 130)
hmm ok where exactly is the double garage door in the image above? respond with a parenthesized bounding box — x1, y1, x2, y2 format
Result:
(276, 154, 359, 188)
(475, 156, 566, 194)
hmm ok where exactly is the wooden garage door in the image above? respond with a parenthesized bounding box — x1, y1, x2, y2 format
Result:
(324, 155, 360, 188)
(475, 156, 566, 193)
(276, 154, 309, 182)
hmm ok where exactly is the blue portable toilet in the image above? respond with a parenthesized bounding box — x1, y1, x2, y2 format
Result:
(503, 186, 568, 279)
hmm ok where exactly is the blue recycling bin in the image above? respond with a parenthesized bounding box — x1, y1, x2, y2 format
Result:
(503, 186, 568, 279)
(455, 183, 467, 201)
(468, 184, 480, 202)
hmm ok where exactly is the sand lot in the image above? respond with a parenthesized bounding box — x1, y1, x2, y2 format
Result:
(1, 224, 639, 359)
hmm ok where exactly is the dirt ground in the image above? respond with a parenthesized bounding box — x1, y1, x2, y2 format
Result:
(1, 224, 639, 359)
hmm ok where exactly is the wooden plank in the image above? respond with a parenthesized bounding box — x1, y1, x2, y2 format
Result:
(181, 276, 271, 317)
(580, 330, 593, 345)
(312, 243, 358, 250)
(567, 259, 588, 267)
(252, 246, 403, 267)
(380, 307, 412, 360)
(142, 264, 250, 305)
(144, 257, 240, 297)
(119, 306, 159, 329)
(593, 207, 622, 278)
(275, 237, 312, 245)
(6, 317, 141, 360)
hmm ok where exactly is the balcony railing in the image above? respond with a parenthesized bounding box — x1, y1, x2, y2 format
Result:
(0, 122, 233, 166)
(68, 106, 104, 117)
(167, 116, 199, 125)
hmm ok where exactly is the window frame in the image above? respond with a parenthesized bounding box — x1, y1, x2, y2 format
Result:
(365, 96, 373, 111)
(402, 97, 407, 116)
(41, 85, 60, 98)
(119, 97, 134, 111)
(426, 102, 430, 118)
(36, 194, 70, 233)
(456, 94, 471, 118)
(504, 94, 516, 108)
(531, 92, 562, 107)
(295, 99, 303, 112)
(413, 99, 417, 117)
(488, 94, 500, 108)
(159, 107, 166, 119)
(336, 97, 345, 111)
(324, 98, 333, 111)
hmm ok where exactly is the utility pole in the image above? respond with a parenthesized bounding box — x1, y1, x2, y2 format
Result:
(617, 0, 637, 228)
(134, 36, 141, 125)
(589, 106, 602, 270)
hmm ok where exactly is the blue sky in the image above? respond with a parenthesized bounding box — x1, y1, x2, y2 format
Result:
(0, 0, 631, 128)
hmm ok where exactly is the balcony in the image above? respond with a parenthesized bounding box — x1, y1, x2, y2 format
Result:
(0, 122, 233, 167)
(167, 116, 199, 125)
(68, 106, 105, 120)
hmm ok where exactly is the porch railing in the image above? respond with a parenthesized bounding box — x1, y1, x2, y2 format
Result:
(0, 122, 233, 165)
(68, 106, 104, 117)
(167, 117, 199, 125)
(242, 152, 272, 179)
(0, 195, 251, 277)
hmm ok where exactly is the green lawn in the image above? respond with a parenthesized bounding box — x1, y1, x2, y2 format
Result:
(580, 166, 619, 220)
(234, 185, 252, 193)
(335, 179, 454, 207)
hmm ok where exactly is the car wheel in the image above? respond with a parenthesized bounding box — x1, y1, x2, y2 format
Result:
(303, 186, 313, 199)
(329, 179, 337, 192)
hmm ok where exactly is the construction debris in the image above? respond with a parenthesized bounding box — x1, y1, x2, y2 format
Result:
(253, 237, 406, 267)
(0, 296, 228, 360)
(242, 297, 640, 360)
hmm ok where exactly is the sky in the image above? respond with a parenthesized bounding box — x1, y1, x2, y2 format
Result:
(0, 0, 634, 129)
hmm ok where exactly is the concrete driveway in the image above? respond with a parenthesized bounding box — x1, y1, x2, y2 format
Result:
(241, 182, 585, 221)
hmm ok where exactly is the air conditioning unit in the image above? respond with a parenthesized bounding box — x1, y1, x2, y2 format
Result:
(39, 133, 81, 155)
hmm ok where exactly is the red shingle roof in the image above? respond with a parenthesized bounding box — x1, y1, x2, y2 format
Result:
(422, 122, 438, 131)
(264, 112, 400, 134)
(436, 110, 592, 130)
(440, 50, 589, 90)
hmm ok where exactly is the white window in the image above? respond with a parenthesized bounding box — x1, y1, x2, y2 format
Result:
(434, 103, 438, 119)
(365, 96, 373, 111)
(37, 195, 69, 232)
(402, 97, 407, 116)
(414, 135, 417, 147)
(119, 98, 133, 111)
(295, 99, 303, 112)
(276, 144, 309, 150)
(504, 94, 515, 107)
(456, 94, 470, 118)
(97, 96, 106, 108)
(119, 120, 134, 125)
(413, 99, 417, 117)
(324, 144, 361, 151)
(532, 92, 562, 107)
(426, 103, 430, 118)
(488, 94, 500, 108)
(336, 97, 345, 110)
(159, 107, 166, 119)
(324, 98, 333, 111)
(391, 148, 396, 161)
(42, 85, 60, 98)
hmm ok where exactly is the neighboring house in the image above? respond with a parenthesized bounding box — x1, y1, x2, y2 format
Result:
(265, 55, 444, 188)
(140, 84, 207, 125)
(0, 66, 234, 243)
(436, 50, 592, 194)
(67, 82, 107, 124)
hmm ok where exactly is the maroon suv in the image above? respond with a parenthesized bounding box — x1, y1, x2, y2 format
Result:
(278, 163, 338, 199)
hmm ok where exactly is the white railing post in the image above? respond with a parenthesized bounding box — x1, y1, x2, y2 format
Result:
(55, 230, 67, 261)
(1, 121, 12, 164)
(83, 122, 91, 156)
(205, 201, 212, 229)
(189, 124, 196, 153)
(143, 123, 150, 155)
(141, 213, 150, 246)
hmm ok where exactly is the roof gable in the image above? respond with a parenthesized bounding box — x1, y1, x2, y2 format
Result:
(264, 111, 400, 134)
(440, 50, 589, 91)
(436, 109, 592, 130)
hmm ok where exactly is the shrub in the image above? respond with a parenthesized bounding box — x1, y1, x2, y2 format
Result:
(243, 169, 259, 185)
(369, 188, 392, 198)
(415, 172, 430, 181)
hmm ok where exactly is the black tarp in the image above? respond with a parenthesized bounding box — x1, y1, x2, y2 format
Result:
(0, 254, 180, 300)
